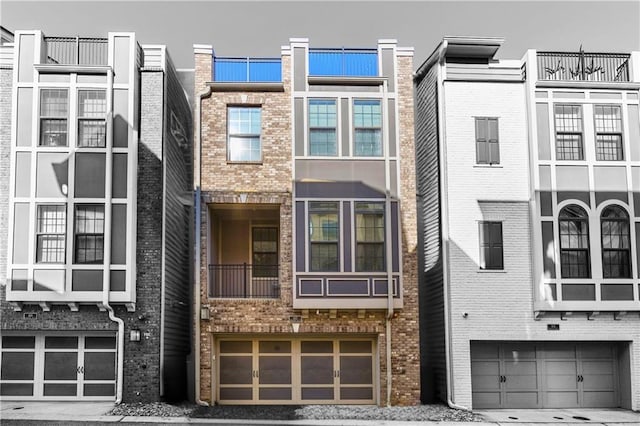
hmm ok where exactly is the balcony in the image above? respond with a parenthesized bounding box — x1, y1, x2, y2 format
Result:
(308, 48, 378, 77)
(537, 51, 630, 82)
(44, 36, 108, 66)
(213, 57, 282, 82)
(209, 264, 280, 298)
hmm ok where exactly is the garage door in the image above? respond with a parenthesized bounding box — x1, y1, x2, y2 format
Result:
(471, 342, 619, 409)
(0, 334, 116, 400)
(217, 337, 375, 404)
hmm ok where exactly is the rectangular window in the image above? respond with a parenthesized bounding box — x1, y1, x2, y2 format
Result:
(74, 205, 104, 264)
(475, 117, 499, 164)
(252, 227, 278, 278)
(594, 105, 623, 160)
(78, 90, 107, 147)
(355, 202, 384, 272)
(353, 99, 382, 156)
(228, 107, 261, 162)
(479, 221, 503, 270)
(309, 202, 339, 271)
(40, 89, 68, 146)
(308, 99, 337, 156)
(554, 105, 583, 160)
(36, 205, 66, 263)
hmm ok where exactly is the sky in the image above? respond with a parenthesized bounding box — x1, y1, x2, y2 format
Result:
(2, 0, 639, 70)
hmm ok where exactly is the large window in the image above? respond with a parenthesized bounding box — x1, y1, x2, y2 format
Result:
(252, 227, 278, 278)
(594, 105, 623, 161)
(554, 105, 583, 160)
(227, 107, 261, 162)
(309, 99, 337, 156)
(353, 99, 382, 156)
(74, 205, 104, 264)
(479, 221, 503, 270)
(601, 205, 631, 278)
(475, 117, 500, 165)
(36, 205, 66, 263)
(559, 205, 590, 278)
(40, 89, 68, 146)
(355, 202, 385, 272)
(77, 90, 107, 147)
(309, 202, 339, 271)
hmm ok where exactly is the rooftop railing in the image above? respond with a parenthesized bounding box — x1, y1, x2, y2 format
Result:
(44, 36, 108, 66)
(213, 57, 282, 82)
(537, 51, 630, 82)
(309, 47, 378, 77)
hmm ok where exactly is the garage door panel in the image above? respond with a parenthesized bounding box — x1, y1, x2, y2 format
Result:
(505, 375, 537, 390)
(1, 352, 34, 380)
(301, 387, 334, 400)
(0, 383, 34, 396)
(582, 391, 616, 408)
(84, 353, 116, 380)
(259, 356, 292, 385)
(502, 344, 536, 360)
(471, 360, 499, 376)
(472, 391, 501, 408)
(505, 392, 539, 408)
(472, 343, 499, 359)
(219, 387, 253, 400)
(340, 356, 372, 385)
(580, 344, 613, 359)
(545, 360, 577, 375)
(219, 356, 252, 384)
(259, 387, 292, 400)
(83, 383, 114, 397)
(545, 373, 579, 390)
(44, 352, 77, 380)
(340, 386, 373, 400)
(43, 383, 77, 397)
(504, 360, 536, 375)
(582, 360, 614, 375)
(582, 374, 614, 390)
(545, 391, 580, 407)
(472, 375, 500, 391)
(301, 356, 333, 384)
(543, 344, 576, 358)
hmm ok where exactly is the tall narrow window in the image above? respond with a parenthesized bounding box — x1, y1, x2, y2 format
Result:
(252, 227, 278, 278)
(594, 105, 623, 161)
(355, 202, 385, 272)
(601, 205, 631, 278)
(479, 221, 503, 270)
(40, 89, 68, 146)
(554, 105, 583, 160)
(74, 205, 104, 264)
(475, 117, 500, 164)
(353, 99, 382, 156)
(78, 90, 107, 147)
(228, 107, 261, 162)
(308, 99, 337, 156)
(309, 202, 339, 271)
(36, 205, 66, 263)
(559, 205, 590, 278)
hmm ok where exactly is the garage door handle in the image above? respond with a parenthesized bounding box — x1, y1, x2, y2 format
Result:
(76, 366, 84, 374)
(577, 375, 583, 382)
(499, 375, 506, 382)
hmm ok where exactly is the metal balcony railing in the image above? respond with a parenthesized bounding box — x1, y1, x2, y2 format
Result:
(308, 48, 378, 77)
(209, 264, 280, 298)
(537, 51, 630, 82)
(44, 36, 108, 66)
(213, 57, 282, 82)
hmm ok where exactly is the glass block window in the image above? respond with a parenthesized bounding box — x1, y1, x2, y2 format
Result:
(353, 99, 382, 156)
(308, 99, 337, 156)
(78, 90, 107, 147)
(559, 205, 590, 278)
(228, 107, 261, 162)
(252, 227, 278, 278)
(479, 221, 503, 270)
(74, 205, 104, 264)
(601, 205, 631, 278)
(594, 105, 623, 160)
(40, 89, 68, 146)
(309, 202, 339, 271)
(36, 205, 66, 263)
(554, 105, 583, 160)
(355, 202, 385, 272)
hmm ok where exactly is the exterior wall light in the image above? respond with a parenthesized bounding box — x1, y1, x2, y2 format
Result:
(130, 329, 141, 342)
(290, 315, 302, 333)
(201, 307, 210, 320)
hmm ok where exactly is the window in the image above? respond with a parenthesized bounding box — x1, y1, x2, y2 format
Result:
(353, 99, 382, 156)
(309, 202, 339, 271)
(74, 205, 104, 264)
(40, 89, 68, 146)
(77, 90, 107, 147)
(554, 105, 583, 160)
(601, 205, 631, 278)
(308, 99, 337, 156)
(479, 221, 503, 270)
(252, 227, 278, 278)
(559, 205, 590, 278)
(594, 105, 623, 160)
(475, 118, 499, 164)
(355, 202, 385, 271)
(227, 107, 261, 162)
(36, 205, 66, 263)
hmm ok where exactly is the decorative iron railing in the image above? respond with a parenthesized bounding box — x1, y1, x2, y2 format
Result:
(213, 57, 281, 82)
(44, 36, 108, 66)
(537, 51, 630, 82)
(209, 264, 280, 298)
(308, 48, 378, 77)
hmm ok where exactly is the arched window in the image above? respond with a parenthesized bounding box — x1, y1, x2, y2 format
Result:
(601, 205, 631, 278)
(559, 205, 590, 278)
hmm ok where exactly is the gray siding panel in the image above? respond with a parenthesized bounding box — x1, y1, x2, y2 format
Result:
(445, 61, 522, 81)
(381, 48, 395, 92)
(112, 153, 128, 199)
(12, 203, 30, 264)
(391, 201, 399, 273)
(536, 103, 551, 160)
(294, 47, 306, 92)
(627, 104, 640, 161)
(388, 99, 396, 157)
(341, 98, 350, 157)
(296, 201, 305, 272)
(541, 221, 556, 279)
(75, 153, 105, 198)
(17, 87, 32, 146)
(14, 152, 31, 197)
(343, 201, 352, 272)
(18, 34, 34, 83)
(295, 181, 384, 199)
(111, 204, 126, 264)
(295, 98, 304, 156)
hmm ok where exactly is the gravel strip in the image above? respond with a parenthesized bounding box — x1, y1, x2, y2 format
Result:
(110, 402, 484, 422)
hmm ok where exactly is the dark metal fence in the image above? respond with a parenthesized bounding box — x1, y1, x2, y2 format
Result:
(209, 264, 280, 298)
(44, 36, 108, 66)
(537, 51, 630, 82)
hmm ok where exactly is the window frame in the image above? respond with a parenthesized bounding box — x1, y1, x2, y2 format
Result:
(39, 88, 69, 147)
(73, 204, 105, 265)
(593, 104, 624, 161)
(308, 201, 340, 272)
(77, 90, 107, 148)
(600, 205, 631, 278)
(558, 205, 591, 278)
(35, 204, 67, 264)
(554, 104, 584, 161)
(355, 202, 385, 272)
(227, 106, 262, 163)
(308, 98, 338, 156)
(478, 221, 504, 270)
(252, 226, 279, 278)
(475, 117, 500, 165)
(352, 99, 382, 157)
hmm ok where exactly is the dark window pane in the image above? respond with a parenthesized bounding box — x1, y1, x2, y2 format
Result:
(1, 353, 34, 380)
(44, 383, 77, 396)
(259, 387, 292, 400)
(561, 284, 596, 301)
(340, 341, 372, 353)
(301, 341, 333, 353)
(2, 336, 35, 348)
(45, 336, 78, 349)
(44, 352, 77, 380)
(220, 341, 252, 353)
(219, 356, 252, 384)
(84, 353, 115, 380)
(301, 356, 334, 384)
(85, 336, 116, 349)
(302, 387, 334, 400)
(259, 356, 291, 385)
(84, 383, 114, 396)
(340, 356, 373, 384)
(0, 383, 33, 396)
(219, 387, 252, 400)
(340, 386, 373, 400)
(259, 341, 291, 353)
